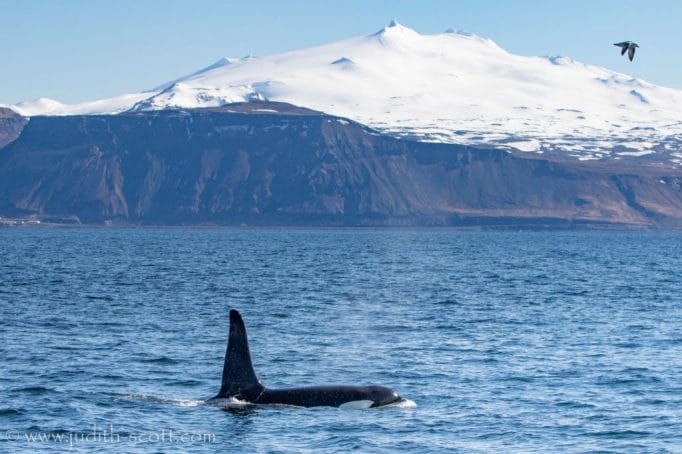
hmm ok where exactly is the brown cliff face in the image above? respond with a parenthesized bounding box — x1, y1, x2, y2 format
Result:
(0, 103, 681, 227)
(0, 108, 27, 150)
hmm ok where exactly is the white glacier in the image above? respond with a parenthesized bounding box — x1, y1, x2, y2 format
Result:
(9, 21, 682, 163)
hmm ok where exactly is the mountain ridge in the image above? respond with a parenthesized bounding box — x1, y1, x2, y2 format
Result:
(7, 21, 682, 166)
(1, 102, 681, 228)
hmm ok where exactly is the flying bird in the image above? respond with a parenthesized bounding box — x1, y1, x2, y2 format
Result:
(614, 41, 639, 61)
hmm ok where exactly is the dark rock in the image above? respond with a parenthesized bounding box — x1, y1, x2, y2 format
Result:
(0, 108, 28, 150)
(0, 103, 681, 228)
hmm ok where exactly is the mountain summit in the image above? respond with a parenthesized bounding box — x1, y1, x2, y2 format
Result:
(7, 22, 682, 165)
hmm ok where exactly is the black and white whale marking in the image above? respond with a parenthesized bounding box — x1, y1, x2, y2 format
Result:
(206, 309, 404, 409)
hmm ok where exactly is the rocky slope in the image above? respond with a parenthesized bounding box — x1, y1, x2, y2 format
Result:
(0, 103, 681, 227)
(0, 108, 27, 150)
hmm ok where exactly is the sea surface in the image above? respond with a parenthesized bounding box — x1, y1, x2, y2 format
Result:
(1, 228, 681, 453)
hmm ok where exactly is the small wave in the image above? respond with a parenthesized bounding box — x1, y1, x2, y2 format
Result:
(205, 396, 252, 409)
(167, 398, 205, 407)
(615, 342, 641, 349)
(92, 373, 125, 380)
(502, 376, 534, 383)
(52, 345, 81, 351)
(0, 408, 25, 416)
(388, 399, 417, 409)
(435, 299, 460, 306)
(555, 401, 596, 409)
(375, 324, 412, 332)
(88, 321, 125, 327)
(587, 429, 651, 438)
(636, 398, 666, 406)
(85, 295, 114, 301)
(121, 393, 204, 407)
(139, 356, 179, 365)
(164, 379, 203, 387)
(13, 386, 54, 395)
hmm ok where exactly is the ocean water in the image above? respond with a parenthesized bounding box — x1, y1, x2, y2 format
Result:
(1, 228, 681, 453)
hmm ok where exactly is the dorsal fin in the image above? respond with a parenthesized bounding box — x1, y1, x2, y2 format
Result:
(215, 309, 264, 399)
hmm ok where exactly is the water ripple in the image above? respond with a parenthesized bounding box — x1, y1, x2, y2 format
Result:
(1, 228, 681, 453)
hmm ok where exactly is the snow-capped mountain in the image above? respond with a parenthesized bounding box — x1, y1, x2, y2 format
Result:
(7, 21, 682, 164)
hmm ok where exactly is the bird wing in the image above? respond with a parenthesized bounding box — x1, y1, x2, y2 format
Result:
(628, 46, 636, 61)
(614, 42, 628, 54)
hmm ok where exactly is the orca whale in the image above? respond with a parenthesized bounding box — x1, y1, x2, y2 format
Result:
(206, 309, 404, 408)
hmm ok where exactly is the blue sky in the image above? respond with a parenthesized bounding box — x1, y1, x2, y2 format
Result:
(1, 0, 680, 104)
